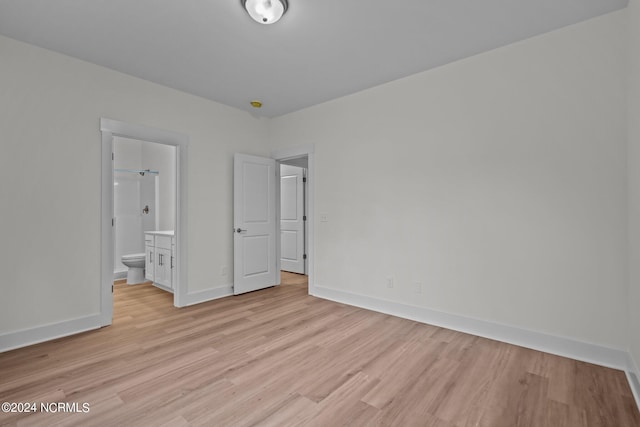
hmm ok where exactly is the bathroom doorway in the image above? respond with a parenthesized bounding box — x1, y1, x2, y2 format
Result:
(100, 119, 188, 327)
(113, 137, 176, 280)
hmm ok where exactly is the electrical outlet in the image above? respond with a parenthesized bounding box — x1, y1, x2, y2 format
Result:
(413, 281, 422, 294)
(320, 213, 329, 222)
(221, 266, 228, 277)
(386, 276, 394, 288)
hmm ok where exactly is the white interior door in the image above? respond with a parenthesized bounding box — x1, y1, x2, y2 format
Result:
(280, 165, 305, 274)
(234, 153, 277, 295)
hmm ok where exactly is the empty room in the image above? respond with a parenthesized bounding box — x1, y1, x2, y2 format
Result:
(1, 0, 640, 426)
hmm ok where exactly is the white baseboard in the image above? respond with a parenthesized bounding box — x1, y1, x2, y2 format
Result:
(0, 314, 104, 354)
(311, 285, 629, 370)
(113, 271, 127, 280)
(627, 352, 640, 410)
(178, 285, 233, 307)
(1, 285, 233, 352)
(3, 283, 638, 411)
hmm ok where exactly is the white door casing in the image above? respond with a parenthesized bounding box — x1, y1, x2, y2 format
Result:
(280, 165, 305, 274)
(271, 145, 315, 294)
(101, 118, 188, 326)
(234, 153, 277, 294)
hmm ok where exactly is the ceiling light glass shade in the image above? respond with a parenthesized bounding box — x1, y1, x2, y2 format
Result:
(242, 0, 288, 24)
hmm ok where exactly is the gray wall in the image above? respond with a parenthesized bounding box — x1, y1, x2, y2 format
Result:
(0, 34, 268, 335)
(270, 11, 629, 349)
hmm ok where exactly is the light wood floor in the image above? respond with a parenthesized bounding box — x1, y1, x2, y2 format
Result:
(1, 273, 638, 426)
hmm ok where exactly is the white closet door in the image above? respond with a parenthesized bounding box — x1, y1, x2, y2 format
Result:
(280, 165, 305, 274)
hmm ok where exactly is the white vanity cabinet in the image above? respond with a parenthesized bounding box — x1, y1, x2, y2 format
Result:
(154, 235, 173, 290)
(144, 231, 175, 293)
(171, 238, 176, 290)
(145, 234, 155, 282)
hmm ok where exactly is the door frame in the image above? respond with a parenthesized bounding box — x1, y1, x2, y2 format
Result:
(272, 144, 315, 294)
(100, 118, 189, 326)
(279, 163, 306, 275)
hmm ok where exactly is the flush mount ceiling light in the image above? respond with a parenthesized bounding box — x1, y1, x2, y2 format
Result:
(242, 0, 288, 24)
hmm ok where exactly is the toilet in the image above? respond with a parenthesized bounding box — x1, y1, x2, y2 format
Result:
(121, 253, 146, 284)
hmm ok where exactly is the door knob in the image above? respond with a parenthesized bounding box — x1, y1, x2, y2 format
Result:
(236, 228, 247, 233)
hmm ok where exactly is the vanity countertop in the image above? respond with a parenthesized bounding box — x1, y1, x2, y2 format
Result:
(145, 230, 175, 237)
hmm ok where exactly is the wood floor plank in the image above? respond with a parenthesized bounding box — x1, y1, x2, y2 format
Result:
(0, 273, 638, 426)
(361, 340, 442, 409)
(253, 394, 318, 427)
(373, 356, 461, 426)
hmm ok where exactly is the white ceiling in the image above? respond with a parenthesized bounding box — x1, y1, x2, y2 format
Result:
(0, 0, 628, 117)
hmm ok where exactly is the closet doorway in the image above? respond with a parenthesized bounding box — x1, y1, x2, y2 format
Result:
(279, 160, 308, 276)
(272, 145, 314, 293)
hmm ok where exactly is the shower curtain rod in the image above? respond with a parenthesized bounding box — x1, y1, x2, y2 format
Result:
(114, 168, 159, 176)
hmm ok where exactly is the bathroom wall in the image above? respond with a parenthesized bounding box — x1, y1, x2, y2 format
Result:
(141, 140, 176, 231)
(113, 137, 177, 275)
(113, 176, 143, 275)
(113, 137, 157, 275)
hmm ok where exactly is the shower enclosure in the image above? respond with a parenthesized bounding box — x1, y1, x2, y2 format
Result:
(113, 168, 159, 278)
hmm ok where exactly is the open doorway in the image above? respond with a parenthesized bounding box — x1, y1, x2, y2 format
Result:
(112, 137, 176, 305)
(100, 118, 188, 327)
(280, 271, 309, 289)
(113, 137, 175, 279)
(232, 145, 314, 296)
(279, 160, 308, 289)
(273, 144, 315, 294)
